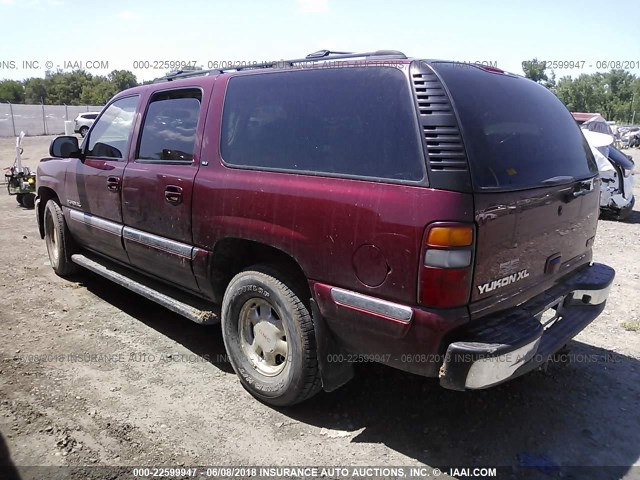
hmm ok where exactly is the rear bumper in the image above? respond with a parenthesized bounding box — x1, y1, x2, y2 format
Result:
(439, 262, 615, 390)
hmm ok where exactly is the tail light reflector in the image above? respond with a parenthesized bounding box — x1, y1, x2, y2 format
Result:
(419, 224, 474, 308)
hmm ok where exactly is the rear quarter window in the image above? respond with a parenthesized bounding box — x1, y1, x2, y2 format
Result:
(220, 67, 425, 182)
(434, 63, 598, 190)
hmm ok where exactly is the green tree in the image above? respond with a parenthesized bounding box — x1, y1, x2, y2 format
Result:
(522, 58, 548, 83)
(0, 80, 25, 103)
(23, 77, 47, 104)
(601, 69, 635, 121)
(108, 70, 138, 92)
(554, 70, 640, 123)
(556, 74, 597, 112)
(631, 79, 640, 123)
(79, 70, 138, 104)
(45, 70, 93, 105)
(80, 76, 117, 104)
(543, 70, 557, 92)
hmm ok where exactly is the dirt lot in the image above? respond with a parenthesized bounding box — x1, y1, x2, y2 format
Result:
(1, 135, 639, 479)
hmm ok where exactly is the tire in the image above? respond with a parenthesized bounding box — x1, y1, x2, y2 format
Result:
(79, 126, 89, 137)
(221, 265, 321, 406)
(21, 193, 35, 209)
(44, 200, 79, 277)
(16, 193, 24, 205)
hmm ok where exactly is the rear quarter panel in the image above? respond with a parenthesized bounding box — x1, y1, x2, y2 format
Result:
(193, 76, 475, 305)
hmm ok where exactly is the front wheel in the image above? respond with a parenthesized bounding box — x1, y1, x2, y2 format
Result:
(221, 265, 321, 406)
(79, 126, 89, 137)
(44, 200, 79, 277)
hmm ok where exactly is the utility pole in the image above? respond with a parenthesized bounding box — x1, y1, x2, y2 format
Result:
(7, 101, 16, 137)
(41, 97, 47, 135)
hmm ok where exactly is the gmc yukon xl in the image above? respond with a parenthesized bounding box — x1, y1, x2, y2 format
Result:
(36, 50, 615, 406)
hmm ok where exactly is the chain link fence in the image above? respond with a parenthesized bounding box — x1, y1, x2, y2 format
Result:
(0, 103, 104, 137)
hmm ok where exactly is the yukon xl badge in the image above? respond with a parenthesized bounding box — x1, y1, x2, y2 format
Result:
(478, 269, 529, 295)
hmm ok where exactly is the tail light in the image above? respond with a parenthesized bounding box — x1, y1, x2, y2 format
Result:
(418, 223, 475, 308)
(479, 65, 505, 74)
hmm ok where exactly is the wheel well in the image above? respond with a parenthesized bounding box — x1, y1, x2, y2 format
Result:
(36, 187, 59, 239)
(211, 238, 310, 306)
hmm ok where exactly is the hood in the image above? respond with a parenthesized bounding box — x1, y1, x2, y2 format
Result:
(582, 130, 613, 148)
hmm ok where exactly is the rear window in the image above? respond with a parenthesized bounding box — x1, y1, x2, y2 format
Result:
(221, 67, 424, 182)
(434, 63, 598, 190)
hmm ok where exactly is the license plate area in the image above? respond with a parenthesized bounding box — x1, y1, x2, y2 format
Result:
(534, 296, 565, 330)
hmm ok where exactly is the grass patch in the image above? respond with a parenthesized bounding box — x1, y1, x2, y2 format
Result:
(622, 321, 640, 332)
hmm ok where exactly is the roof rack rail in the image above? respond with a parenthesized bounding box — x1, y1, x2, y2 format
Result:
(305, 49, 354, 58)
(156, 50, 407, 82)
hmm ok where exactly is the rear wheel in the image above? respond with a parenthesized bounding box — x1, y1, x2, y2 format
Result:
(16, 193, 24, 205)
(21, 193, 35, 209)
(221, 265, 321, 406)
(44, 200, 79, 277)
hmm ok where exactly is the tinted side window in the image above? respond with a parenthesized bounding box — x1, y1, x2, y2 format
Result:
(137, 89, 202, 163)
(84, 114, 98, 120)
(221, 68, 424, 181)
(87, 96, 139, 160)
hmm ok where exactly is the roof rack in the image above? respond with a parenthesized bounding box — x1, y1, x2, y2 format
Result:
(156, 50, 407, 82)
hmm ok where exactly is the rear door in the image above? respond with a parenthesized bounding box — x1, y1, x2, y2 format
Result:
(121, 87, 207, 292)
(65, 96, 139, 263)
(431, 63, 600, 317)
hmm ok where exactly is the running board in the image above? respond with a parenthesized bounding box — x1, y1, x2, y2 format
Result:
(71, 253, 219, 325)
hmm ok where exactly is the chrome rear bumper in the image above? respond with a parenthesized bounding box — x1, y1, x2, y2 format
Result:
(439, 263, 615, 390)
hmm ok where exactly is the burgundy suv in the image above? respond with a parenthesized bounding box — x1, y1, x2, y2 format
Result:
(36, 50, 615, 406)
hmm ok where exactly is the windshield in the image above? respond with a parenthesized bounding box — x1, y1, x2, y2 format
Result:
(433, 63, 598, 190)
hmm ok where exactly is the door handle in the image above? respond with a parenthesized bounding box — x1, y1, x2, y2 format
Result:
(564, 180, 594, 202)
(571, 180, 594, 198)
(165, 185, 183, 205)
(107, 176, 121, 192)
(572, 189, 593, 198)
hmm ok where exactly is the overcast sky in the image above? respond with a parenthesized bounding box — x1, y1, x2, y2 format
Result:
(1, 0, 639, 82)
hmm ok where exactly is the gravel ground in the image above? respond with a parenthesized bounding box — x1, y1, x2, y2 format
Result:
(0, 135, 639, 480)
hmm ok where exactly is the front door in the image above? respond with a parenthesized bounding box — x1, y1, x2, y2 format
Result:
(121, 87, 206, 292)
(64, 95, 139, 263)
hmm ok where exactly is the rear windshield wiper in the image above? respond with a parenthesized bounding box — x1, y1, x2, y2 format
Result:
(540, 175, 575, 186)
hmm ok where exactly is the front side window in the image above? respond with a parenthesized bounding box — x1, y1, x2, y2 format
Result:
(137, 89, 202, 163)
(86, 96, 138, 160)
(221, 67, 424, 182)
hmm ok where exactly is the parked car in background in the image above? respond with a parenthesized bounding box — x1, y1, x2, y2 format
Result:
(36, 51, 615, 406)
(73, 112, 100, 137)
(583, 130, 635, 220)
(572, 112, 614, 135)
(623, 129, 640, 148)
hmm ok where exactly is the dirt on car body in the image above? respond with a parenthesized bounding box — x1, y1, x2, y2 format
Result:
(0, 136, 639, 477)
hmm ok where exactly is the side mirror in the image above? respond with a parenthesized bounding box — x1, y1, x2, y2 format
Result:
(50, 136, 83, 159)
